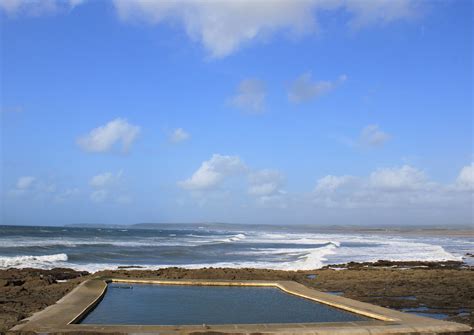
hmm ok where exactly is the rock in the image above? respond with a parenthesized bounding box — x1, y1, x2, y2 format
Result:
(7, 279, 25, 287)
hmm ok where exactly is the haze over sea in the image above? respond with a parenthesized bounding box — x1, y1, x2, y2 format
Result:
(1, 224, 472, 272)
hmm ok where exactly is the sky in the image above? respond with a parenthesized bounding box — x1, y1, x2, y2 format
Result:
(0, 0, 472, 226)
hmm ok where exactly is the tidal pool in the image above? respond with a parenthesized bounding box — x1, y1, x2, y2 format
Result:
(80, 283, 369, 325)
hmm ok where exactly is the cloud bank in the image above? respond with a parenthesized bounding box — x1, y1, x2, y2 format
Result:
(313, 164, 473, 209)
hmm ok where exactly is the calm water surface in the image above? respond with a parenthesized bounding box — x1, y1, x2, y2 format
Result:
(80, 283, 369, 324)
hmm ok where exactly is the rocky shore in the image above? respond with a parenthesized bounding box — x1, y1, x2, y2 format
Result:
(1, 261, 473, 333)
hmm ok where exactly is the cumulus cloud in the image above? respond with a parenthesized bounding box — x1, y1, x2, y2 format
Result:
(169, 128, 190, 143)
(77, 118, 140, 153)
(229, 79, 266, 113)
(288, 73, 347, 103)
(177, 155, 472, 215)
(113, 0, 318, 58)
(178, 154, 289, 208)
(3, 1, 421, 56)
(1, 0, 421, 58)
(359, 125, 390, 147)
(456, 163, 474, 191)
(248, 169, 284, 197)
(112, 0, 420, 58)
(178, 154, 246, 191)
(0, 0, 84, 16)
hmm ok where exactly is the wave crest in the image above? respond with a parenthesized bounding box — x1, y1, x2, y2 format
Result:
(0, 253, 68, 269)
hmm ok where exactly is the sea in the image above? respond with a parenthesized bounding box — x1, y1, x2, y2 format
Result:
(1, 224, 473, 272)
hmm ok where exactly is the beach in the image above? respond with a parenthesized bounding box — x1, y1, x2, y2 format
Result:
(1, 261, 473, 333)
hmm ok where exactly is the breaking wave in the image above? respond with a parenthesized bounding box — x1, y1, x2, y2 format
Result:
(0, 225, 469, 272)
(0, 253, 68, 269)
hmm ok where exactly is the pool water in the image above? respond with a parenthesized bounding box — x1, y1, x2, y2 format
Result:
(80, 283, 369, 325)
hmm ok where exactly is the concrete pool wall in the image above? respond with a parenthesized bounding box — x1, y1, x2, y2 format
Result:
(9, 278, 473, 334)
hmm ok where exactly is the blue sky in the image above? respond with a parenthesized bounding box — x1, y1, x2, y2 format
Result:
(1, 0, 472, 226)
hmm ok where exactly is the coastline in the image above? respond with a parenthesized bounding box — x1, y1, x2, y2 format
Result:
(1, 261, 473, 333)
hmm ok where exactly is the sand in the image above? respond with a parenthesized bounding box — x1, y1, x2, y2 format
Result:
(1, 261, 473, 334)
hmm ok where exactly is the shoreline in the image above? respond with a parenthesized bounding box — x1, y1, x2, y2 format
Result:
(1, 261, 473, 333)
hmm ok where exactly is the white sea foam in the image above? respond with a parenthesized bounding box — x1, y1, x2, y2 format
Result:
(0, 232, 248, 249)
(0, 229, 469, 272)
(0, 253, 68, 269)
(218, 233, 246, 243)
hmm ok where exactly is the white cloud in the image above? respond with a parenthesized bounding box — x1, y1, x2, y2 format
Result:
(177, 156, 471, 217)
(3, 1, 420, 56)
(89, 171, 122, 188)
(179, 155, 287, 207)
(248, 169, 284, 196)
(370, 165, 427, 191)
(169, 128, 190, 143)
(359, 124, 390, 147)
(288, 73, 347, 103)
(77, 118, 140, 153)
(112, 1, 419, 58)
(0, 0, 84, 16)
(113, 0, 318, 58)
(311, 164, 470, 210)
(9, 176, 65, 200)
(178, 154, 246, 191)
(345, 0, 419, 30)
(315, 175, 354, 193)
(456, 163, 474, 191)
(16, 176, 36, 189)
(230, 79, 266, 113)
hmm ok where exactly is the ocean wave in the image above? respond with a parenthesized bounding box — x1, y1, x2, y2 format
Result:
(219, 233, 246, 243)
(0, 228, 468, 272)
(0, 253, 68, 269)
(0, 232, 248, 249)
(0, 238, 203, 248)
